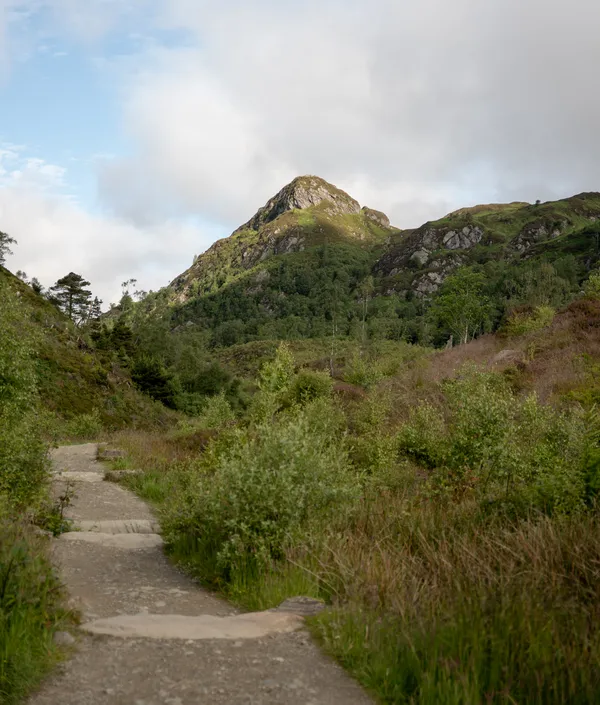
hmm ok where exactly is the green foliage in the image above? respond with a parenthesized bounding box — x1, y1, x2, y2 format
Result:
(65, 409, 103, 440)
(583, 268, 600, 298)
(48, 272, 93, 325)
(162, 398, 358, 585)
(502, 304, 555, 336)
(0, 280, 49, 506)
(0, 510, 69, 704)
(198, 392, 236, 430)
(288, 369, 333, 405)
(131, 355, 177, 408)
(398, 367, 587, 513)
(431, 268, 492, 345)
(0, 232, 16, 266)
(344, 352, 385, 388)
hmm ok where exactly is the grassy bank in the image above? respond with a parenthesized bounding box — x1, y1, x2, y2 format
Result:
(0, 279, 72, 704)
(107, 333, 600, 703)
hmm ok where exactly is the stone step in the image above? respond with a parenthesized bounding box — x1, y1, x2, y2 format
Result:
(59, 532, 163, 550)
(81, 611, 304, 640)
(53, 471, 104, 483)
(74, 519, 160, 534)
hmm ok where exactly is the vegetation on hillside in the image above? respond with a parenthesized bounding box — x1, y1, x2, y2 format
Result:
(0, 278, 71, 704)
(108, 283, 600, 703)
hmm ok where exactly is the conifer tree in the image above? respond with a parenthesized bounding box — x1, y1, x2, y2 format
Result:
(0, 232, 16, 266)
(49, 272, 93, 325)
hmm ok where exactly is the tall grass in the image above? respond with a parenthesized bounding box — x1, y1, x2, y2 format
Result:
(310, 496, 600, 703)
(0, 512, 70, 704)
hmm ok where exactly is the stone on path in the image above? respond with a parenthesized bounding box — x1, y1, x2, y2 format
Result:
(74, 519, 160, 534)
(82, 611, 304, 640)
(59, 532, 164, 550)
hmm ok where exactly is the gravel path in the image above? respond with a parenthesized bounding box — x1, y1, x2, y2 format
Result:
(29, 444, 372, 705)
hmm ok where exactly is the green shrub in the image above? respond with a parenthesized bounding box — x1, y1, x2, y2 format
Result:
(162, 398, 358, 584)
(0, 508, 69, 703)
(0, 281, 49, 506)
(198, 392, 235, 430)
(65, 409, 103, 440)
(398, 367, 587, 513)
(344, 353, 385, 388)
(288, 369, 333, 405)
(502, 305, 555, 337)
(583, 269, 600, 298)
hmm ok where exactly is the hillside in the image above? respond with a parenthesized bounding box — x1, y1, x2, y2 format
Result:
(126, 180, 600, 358)
(0, 265, 171, 431)
(377, 192, 600, 296)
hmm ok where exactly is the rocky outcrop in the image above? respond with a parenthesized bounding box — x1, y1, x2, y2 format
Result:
(361, 207, 390, 228)
(510, 219, 569, 253)
(236, 176, 361, 233)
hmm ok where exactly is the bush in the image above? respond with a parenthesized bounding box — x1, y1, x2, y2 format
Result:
(0, 508, 69, 703)
(288, 369, 333, 405)
(162, 398, 359, 584)
(398, 367, 587, 513)
(583, 269, 600, 298)
(502, 305, 555, 337)
(0, 281, 49, 506)
(65, 409, 103, 440)
(198, 392, 236, 430)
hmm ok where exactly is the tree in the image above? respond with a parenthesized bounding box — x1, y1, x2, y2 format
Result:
(30, 278, 44, 295)
(431, 268, 492, 345)
(89, 296, 103, 321)
(49, 272, 93, 325)
(0, 232, 16, 266)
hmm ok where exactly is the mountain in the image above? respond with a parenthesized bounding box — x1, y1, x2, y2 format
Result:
(128, 179, 600, 355)
(169, 175, 396, 303)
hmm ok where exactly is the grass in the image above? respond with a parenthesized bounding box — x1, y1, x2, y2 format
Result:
(0, 514, 74, 704)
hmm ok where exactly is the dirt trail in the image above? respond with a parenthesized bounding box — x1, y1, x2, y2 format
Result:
(29, 444, 372, 705)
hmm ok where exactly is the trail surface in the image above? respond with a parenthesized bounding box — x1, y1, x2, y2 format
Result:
(29, 444, 371, 705)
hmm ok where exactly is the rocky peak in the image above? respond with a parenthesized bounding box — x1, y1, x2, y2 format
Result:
(235, 175, 361, 233)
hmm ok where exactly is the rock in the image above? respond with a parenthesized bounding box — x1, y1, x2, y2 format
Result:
(74, 519, 160, 534)
(491, 349, 521, 365)
(239, 176, 361, 233)
(414, 271, 445, 295)
(277, 596, 326, 617)
(53, 631, 76, 647)
(97, 448, 125, 460)
(59, 532, 164, 550)
(410, 249, 430, 267)
(81, 611, 304, 640)
(442, 225, 483, 250)
(361, 207, 390, 228)
(104, 470, 143, 482)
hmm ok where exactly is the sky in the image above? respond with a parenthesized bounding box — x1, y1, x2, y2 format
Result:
(1, 0, 599, 305)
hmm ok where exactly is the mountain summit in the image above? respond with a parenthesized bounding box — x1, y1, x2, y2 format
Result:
(235, 176, 362, 232)
(169, 176, 396, 301)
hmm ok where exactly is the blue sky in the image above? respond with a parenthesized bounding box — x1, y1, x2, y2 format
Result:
(1, 0, 599, 304)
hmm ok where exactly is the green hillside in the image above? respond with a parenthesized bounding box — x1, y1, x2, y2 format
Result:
(0, 265, 171, 432)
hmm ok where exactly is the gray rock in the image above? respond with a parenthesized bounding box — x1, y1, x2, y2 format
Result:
(410, 249, 430, 267)
(97, 449, 125, 460)
(53, 631, 76, 647)
(277, 596, 326, 617)
(442, 225, 483, 250)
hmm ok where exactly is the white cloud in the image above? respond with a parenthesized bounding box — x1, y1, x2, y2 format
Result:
(3, 0, 600, 303)
(98, 0, 600, 230)
(0, 148, 218, 304)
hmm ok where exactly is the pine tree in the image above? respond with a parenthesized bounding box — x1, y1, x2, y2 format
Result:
(49, 272, 93, 325)
(0, 232, 16, 266)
